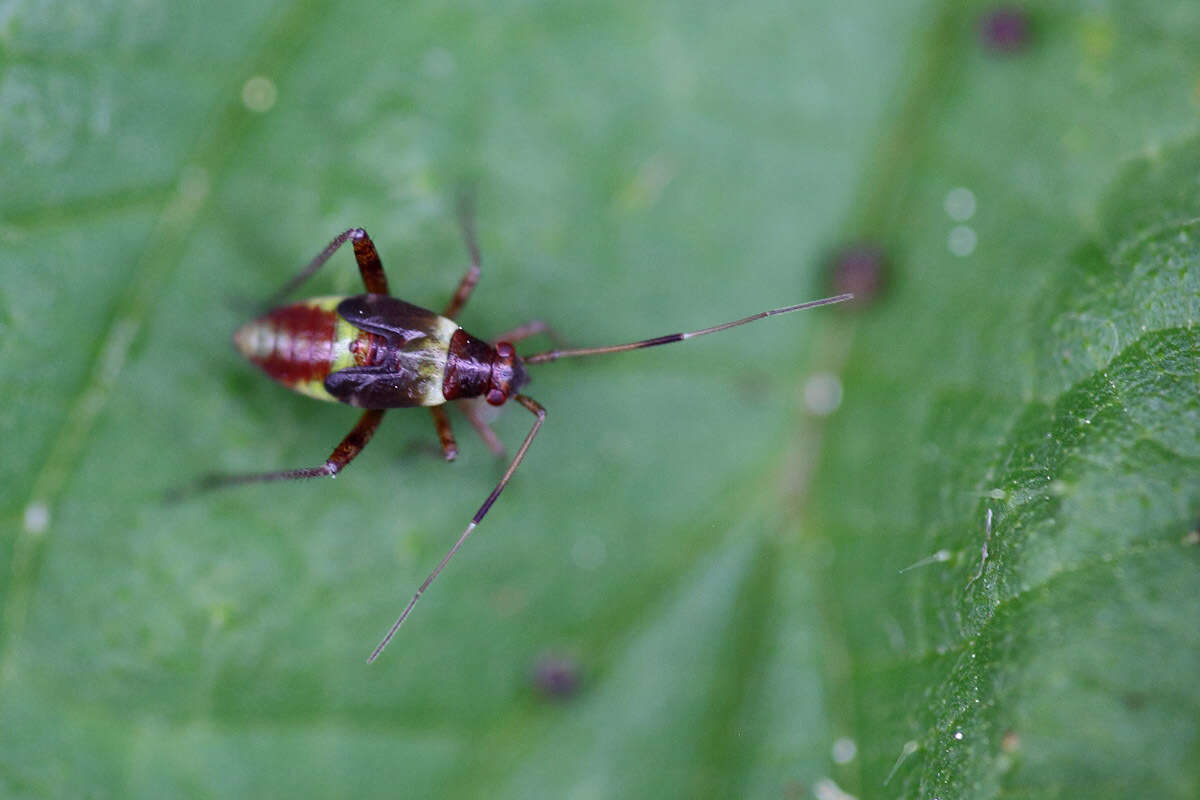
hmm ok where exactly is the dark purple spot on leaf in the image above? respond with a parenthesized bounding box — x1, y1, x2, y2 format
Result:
(828, 242, 889, 307)
(532, 653, 581, 700)
(980, 6, 1032, 53)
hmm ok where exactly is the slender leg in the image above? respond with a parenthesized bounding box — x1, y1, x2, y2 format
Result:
(442, 197, 482, 318)
(429, 406, 458, 461)
(458, 398, 506, 457)
(265, 228, 389, 308)
(350, 231, 389, 294)
(189, 409, 386, 493)
(368, 395, 546, 663)
(492, 319, 562, 346)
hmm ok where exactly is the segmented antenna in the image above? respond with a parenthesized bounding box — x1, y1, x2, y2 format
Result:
(522, 294, 853, 364)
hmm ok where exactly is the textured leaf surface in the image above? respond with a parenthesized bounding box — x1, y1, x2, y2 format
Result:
(1, 1, 1198, 798)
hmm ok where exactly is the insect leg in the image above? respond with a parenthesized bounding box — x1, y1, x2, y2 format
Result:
(265, 228, 388, 307)
(491, 319, 562, 346)
(367, 395, 545, 662)
(350, 230, 389, 294)
(429, 406, 458, 461)
(442, 196, 482, 318)
(191, 409, 386, 492)
(458, 398, 507, 457)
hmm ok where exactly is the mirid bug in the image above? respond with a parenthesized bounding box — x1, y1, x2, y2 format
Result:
(208, 209, 851, 662)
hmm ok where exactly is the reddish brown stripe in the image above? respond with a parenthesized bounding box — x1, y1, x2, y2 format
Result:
(253, 303, 339, 387)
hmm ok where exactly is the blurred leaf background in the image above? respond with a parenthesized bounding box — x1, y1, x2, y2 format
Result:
(2, 1, 1199, 797)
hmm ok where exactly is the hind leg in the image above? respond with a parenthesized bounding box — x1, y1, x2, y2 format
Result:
(266, 228, 389, 307)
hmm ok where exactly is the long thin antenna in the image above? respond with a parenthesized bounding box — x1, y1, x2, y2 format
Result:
(522, 293, 852, 365)
(367, 394, 546, 663)
(366, 292, 848, 661)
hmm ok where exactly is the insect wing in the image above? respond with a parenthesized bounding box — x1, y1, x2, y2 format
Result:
(324, 366, 432, 408)
(336, 295, 447, 344)
(326, 295, 460, 408)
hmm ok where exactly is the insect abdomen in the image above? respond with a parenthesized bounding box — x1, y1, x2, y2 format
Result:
(233, 296, 375, 402)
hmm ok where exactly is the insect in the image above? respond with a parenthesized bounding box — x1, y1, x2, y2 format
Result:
(208, 208, 851, 662)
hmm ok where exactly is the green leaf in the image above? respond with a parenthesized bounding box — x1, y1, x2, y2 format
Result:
(2, 2, 1198, 798)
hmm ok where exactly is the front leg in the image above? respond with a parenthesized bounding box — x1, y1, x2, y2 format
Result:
(458, 397, 506, 457)
(493, 319, 562, 346)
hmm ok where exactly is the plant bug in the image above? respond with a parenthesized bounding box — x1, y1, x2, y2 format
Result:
(206, 207, 851, 662)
